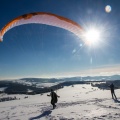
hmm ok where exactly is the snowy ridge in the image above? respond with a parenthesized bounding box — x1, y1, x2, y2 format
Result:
(0, 84, 120, 120)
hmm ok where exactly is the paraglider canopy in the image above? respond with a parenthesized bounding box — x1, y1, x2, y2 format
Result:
(0, 12, 84, 42)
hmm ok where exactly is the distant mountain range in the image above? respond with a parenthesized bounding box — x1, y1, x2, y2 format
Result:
(0, 74, 120, 95)
(19, 74, 120, 83)
(1, 74, 120, 83)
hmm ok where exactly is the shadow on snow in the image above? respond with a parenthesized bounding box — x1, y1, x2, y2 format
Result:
(114, 99, 120, 103)
(29, 110, 52, 120)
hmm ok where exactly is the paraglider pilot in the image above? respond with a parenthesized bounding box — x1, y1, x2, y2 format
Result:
(47, 89, 60, 109)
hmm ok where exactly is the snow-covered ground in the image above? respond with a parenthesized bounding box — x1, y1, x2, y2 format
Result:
(0, 87, 7, 92)
(0, 84, 120, 120)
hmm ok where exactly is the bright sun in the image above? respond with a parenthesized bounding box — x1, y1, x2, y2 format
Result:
(84, 28, 101, 46)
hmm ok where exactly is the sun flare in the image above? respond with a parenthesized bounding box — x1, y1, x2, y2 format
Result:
(84, 28, 101, 46)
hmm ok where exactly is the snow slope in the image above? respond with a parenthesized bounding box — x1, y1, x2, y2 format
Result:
(0, 84, 120, 120)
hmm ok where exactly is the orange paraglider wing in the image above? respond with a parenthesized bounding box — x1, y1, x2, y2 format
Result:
(0, 12, 84, 42)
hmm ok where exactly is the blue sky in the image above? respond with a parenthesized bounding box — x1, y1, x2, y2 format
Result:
(0, 0, 120, 80)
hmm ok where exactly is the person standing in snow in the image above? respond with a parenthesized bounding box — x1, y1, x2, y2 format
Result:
(109, 83, 117, 100)
(47, 89, 60, 109)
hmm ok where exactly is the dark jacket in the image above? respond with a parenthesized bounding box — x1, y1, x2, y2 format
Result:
(109, 83, 114, 93)
(51, 91, 58, 104)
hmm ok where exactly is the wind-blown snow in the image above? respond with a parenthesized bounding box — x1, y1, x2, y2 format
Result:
(0, 84, 120, 120)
